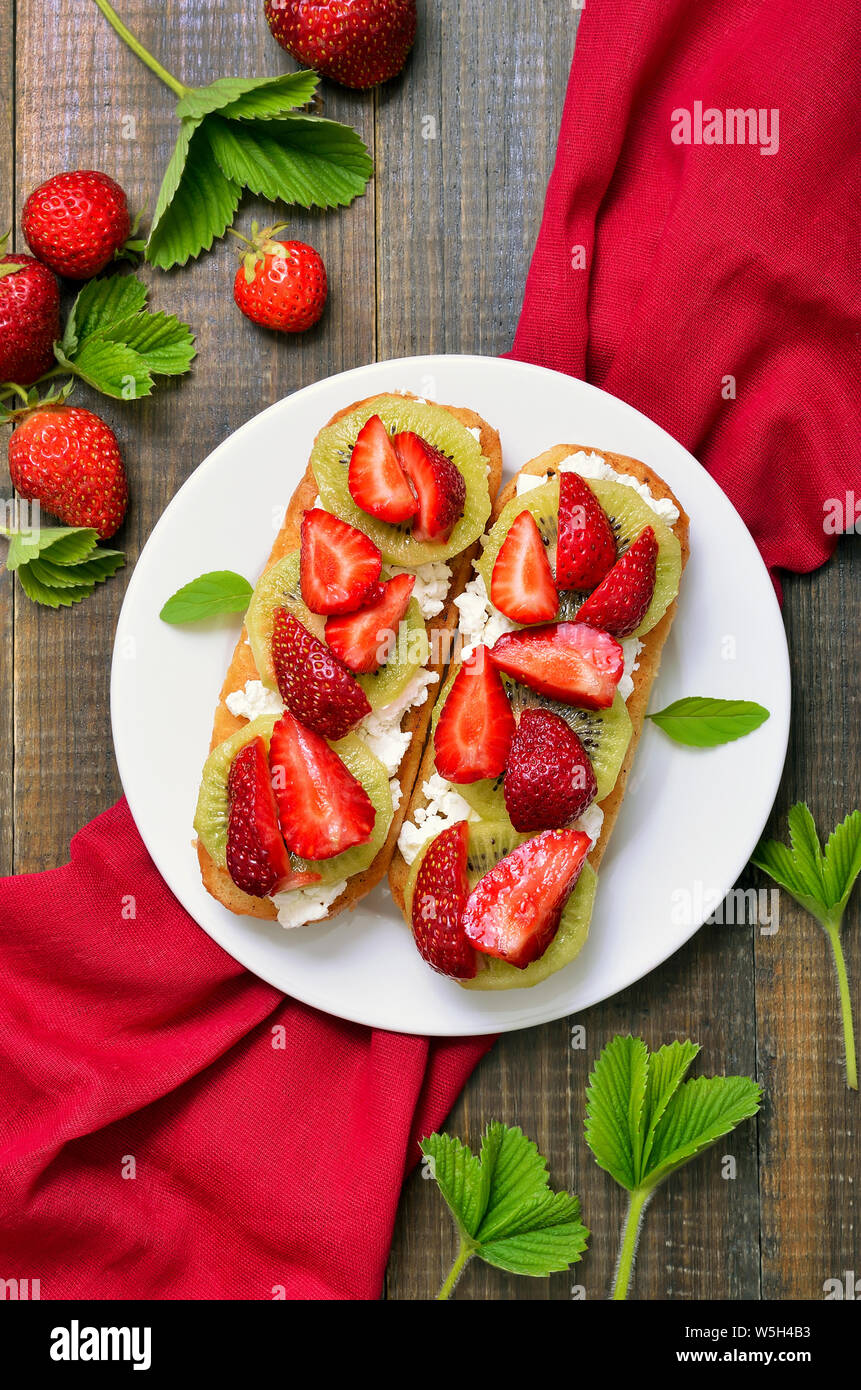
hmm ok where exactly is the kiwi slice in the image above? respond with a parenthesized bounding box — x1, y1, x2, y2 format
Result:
(194, 715, 393, 887)
(428, 663, 632, 818)
(403, 819, 596, 990)
(311, 395, 491, 565)
(476, 474, 681, 637)
(245, 550, 427, 709)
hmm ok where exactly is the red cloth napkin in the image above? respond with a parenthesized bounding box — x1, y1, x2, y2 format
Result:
(3, 0, 857, 1303)
(511, 0, 859, 582)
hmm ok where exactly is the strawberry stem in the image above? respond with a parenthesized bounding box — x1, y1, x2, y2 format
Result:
(823, 919, 858, 1091)
(91, 0, 189, 100)
(436, 1237, 475, 1300)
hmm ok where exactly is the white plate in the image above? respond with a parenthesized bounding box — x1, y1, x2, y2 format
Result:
(111, 355, 790, 1036)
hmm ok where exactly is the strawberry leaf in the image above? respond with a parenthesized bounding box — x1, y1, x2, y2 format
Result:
(58, 274, 196, 395)
(646, 696, 770, 746)
(62, 274, 149, 354)
(421, 1123, 588, 1297)
(204, 114, 374, 210)
(54, 337, 154, 400)
(2, 525, 99, 571)
(160, 570, 253, 623)
(16, 563, 96, 608)
(146, 127, 242, 269)
(175, 71, 319, 121)
(100, 310, 196, 377)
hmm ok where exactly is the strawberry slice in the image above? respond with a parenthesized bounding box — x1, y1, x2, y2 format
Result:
(272, 608, 371, 739)
(576, 526, 658, 637)
(556, 471, 617, 591)
(226, 737, 320, 897)
(269, 711, 376, 861)
(490, 621, 623, 710)
(491, 509, 558, 624)
(325, 572, 416, 673)
(503, 709, 597, 832)
(463, 828, 590, 968)
(433, 645, 516, 783)
(393, 431, 466, 543)
(300, 507, 382, 615)
(348, 414, 417, 523)
(411, 820, 476, 979)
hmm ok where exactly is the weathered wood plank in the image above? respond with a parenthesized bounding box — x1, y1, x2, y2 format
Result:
(10, 0, 375, 872)
(756, 543, 860, 1299)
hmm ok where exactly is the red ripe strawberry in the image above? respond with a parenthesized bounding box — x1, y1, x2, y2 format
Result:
(300, 507, 382, 615)
(325, 572, 415, 673)
(411, 820, 476, 979)
(8, 406, 128, 539)
(434, 645, 516, 784)
(576, 527, 658, 637)
(269, 710, 375, 860)
(272, 608, 371, 739)
(226, 737, 320, 897)
(264, 0, 417, 90)
(233, 231, 327, 333)
(394, 431, 466, 543)
(491, 509, 558, 624)
(490, 621, 623, 710)
(0, 254, 61, 386)
(22, 171, 133, 280)
(463, 828, 590, 969)
(503, 709, 597, 833)
(348, 414, 417, 523)
(556, 471, 617, 591)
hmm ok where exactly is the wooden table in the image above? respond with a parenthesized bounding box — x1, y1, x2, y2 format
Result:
(3, 2, 858, 1301)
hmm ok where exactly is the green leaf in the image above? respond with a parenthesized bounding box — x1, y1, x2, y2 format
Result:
(147, 117, 202, 251)
(586, 1036, 760, 1194)
(55, 337, 154, 400)
(16, 563, 96, 608)
(63, 274, 149, 353)
(204, 114, 373, 210)
(422, 1123, 588, 1293)
(822, 811, 861, 919)
(647, 696, 770, 747)
(146, 126, 242, 269)
(101, 310, 196, 376)
(3, 525, 99, 571)
(176, 71, 319, 121)
(160, 570, 253, 623)
(31, 551, 125, 588)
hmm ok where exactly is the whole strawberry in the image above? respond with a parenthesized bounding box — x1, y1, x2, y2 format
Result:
(0, 254, 61, 386)
(9, 406, 128, 539)
(233, 229, 327, 333)
(264, 0, 416, 89)
(22, 171, 133, 280)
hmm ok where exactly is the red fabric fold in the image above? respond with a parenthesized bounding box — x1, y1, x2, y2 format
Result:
(2, 0, 857, 1303)
(0, 801, 491, 1299)
(510, 0, 860, 581)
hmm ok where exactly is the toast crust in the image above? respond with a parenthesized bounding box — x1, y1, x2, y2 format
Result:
(388, 444, 691, 918)
(197, 394, 503, 923)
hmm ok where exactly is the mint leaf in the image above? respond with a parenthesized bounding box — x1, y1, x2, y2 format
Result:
(2, 525, 99, 571)
(752, 805, 860, 1089)
(647, 697, 769, 746)
(160, 570, 253, 623)
(175, 71, 319, 121)
(585, 1036, 760, 1298)
(146, 128, 242, 269)
(421, 1123, 588, 1298)
(205, 114, 374, 210)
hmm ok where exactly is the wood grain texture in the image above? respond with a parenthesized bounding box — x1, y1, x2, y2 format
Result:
(5, 0, 859, 1303)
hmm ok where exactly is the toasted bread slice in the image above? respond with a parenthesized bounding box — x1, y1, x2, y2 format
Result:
(196, 393, 503, 922)
(389, 445, 690, 926)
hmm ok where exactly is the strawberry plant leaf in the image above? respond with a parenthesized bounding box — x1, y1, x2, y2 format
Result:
(204, 114, 374, 210)
(55, 337, 154, 400)
(421, 1123, 588, 1297)
(160, 570, 253, 623)
(16, 562, 96, 607)
(62, 274, 149, 354)
(175, 71, 319, 121)
(146, 128, 242, 269)
(646, 697, 769, 746)
(2, 525, 99, 571)
(100, 310, 196, 376)
(585, 1036, 760, 1298)
(33, 551, 126, 587)
(148, 117, 203, 251)
(752, 805, 860, 1089)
